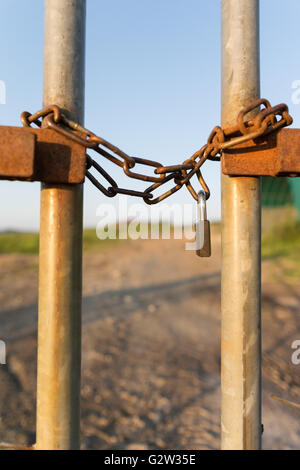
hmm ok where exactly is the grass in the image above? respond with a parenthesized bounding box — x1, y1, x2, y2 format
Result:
(83, 228, 121, 252)
(262, 221, 300, 259)
(0, 222, 186, 254)
(0, 223, 175, 254)
(262, 220, 300, 279)
(1, 220, 298, 259)
(0, 232, 39, 254)
(0, 229, 121, 255)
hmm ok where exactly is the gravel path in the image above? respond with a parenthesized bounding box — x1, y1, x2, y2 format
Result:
(0, 231, 299, 449)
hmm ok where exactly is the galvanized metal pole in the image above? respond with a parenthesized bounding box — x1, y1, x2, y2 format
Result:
(221, 0, 262, 450)
(36, 0, 86, 450)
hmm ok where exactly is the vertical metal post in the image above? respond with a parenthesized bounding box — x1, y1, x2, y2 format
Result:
(36, 0, 86, 450)
(221, 0, 262, 450)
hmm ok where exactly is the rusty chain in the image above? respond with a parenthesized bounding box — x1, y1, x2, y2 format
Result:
(21, 98, 293, 204)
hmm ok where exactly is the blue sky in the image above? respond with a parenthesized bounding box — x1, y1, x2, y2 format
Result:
(0, 0, 300, 230)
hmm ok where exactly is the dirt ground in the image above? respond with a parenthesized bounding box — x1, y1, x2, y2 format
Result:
(0, 229, 300, 450)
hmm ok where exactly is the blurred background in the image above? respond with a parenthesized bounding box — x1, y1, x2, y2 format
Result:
(0, 0, 300, 450)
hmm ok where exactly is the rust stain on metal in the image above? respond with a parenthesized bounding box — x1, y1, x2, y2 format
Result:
(0, 128, 36, 178)
(222, 128, 300, 177)
(32, 128, 86, 184)
(0, 126, 86, 184)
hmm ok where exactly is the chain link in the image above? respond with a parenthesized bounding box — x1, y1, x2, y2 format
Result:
(21, 98, 293, 204)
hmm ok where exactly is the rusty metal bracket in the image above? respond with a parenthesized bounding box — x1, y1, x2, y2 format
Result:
(222, 128, 300, 177)
(1, 115, 299, 187)
(0, 126, 86, 184)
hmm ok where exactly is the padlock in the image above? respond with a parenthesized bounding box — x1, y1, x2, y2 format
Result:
(196, 191, 211, 257)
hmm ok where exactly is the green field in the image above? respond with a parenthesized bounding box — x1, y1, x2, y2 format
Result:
(0, 223, 171, 254)
(261, 221, 300, 279)
(261, 221, 300, 259)
(0, 222, 299, 261)
(0, 229, 121, 254)
(0, 222, 185, 254)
